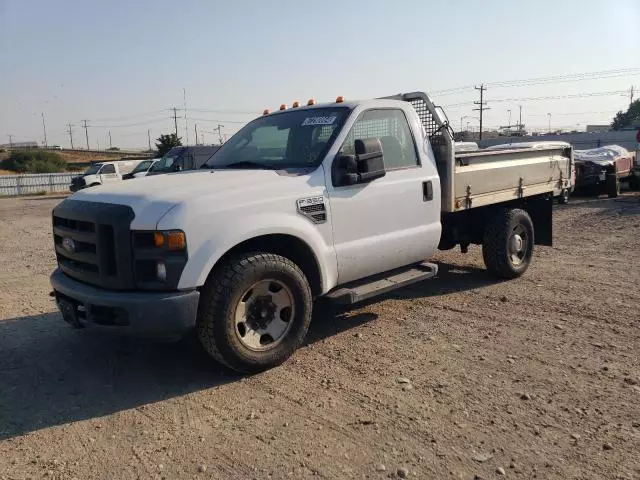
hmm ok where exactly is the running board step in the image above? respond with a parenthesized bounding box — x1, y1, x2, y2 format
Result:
(325, 262, 438, 305)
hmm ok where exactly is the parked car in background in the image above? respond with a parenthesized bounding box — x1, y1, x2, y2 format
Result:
(70, 160, 143, 192)
(147, 146, 220, 176)
(574, 145, 634, 198)
(122, 158, 159, 179)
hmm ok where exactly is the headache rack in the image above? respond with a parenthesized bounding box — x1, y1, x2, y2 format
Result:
(381, 91, 457, 211)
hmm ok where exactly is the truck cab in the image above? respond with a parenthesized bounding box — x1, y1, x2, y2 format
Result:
(51, 92, 566, 373)
(70, 161, 132, 192)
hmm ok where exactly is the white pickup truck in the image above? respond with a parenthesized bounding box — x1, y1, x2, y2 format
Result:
(51, 92, 572, 372)
(69, 159, 144, 192)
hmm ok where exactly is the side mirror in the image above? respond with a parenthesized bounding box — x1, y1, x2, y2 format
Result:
(332, 138, 386, 187)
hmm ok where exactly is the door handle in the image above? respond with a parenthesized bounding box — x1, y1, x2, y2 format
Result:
(422, 181, 433, 201)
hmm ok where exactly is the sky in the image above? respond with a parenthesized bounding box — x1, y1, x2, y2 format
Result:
(1, 0, 639, 149)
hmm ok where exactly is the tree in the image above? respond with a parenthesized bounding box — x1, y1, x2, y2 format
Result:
(155, 133, 182, 156)
(1, 150, 67, 173)
(611, 99, 640, 130)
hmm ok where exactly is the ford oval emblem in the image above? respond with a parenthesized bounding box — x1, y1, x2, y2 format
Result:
(62, 237, 76, 254)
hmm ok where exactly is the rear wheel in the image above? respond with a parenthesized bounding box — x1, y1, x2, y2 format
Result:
(196, 252, 312, 373)
(482, 208, 534, 279)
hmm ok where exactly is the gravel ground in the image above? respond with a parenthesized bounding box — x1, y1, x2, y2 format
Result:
(0, 193, 639, 480)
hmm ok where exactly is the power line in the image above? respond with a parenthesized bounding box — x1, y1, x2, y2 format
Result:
(90, 109, 168, 122)
(431, 68, 640, 99)
(188, 117, 248, 124)
(89, 117, 171, 128)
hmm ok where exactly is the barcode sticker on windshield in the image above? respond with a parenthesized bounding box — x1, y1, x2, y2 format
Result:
(301, 115, 337, 126)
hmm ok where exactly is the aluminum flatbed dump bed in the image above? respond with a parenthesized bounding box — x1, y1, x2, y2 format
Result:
(384, 92, 572, 212)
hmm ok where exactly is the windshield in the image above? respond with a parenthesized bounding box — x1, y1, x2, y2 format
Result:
(84, 164, 102, 175)
(204, 107, 349, 169)
(131, 160, 153, 173)
(150, 151, 182, 172)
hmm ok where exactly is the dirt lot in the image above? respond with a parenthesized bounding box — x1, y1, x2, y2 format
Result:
(1, 193, 639, 480)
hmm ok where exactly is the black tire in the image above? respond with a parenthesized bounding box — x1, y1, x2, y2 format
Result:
(196, 252, 312, 373)
(558, 188, 569, 205)
(606, 173, 620, 198)
(482, 208, 534, 279)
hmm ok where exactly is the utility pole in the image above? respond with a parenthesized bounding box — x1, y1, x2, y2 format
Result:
(518, 105, 523, 133)
(67, 123, 74, 149)
(41, 112, 48, 147)
(473, 84, 489, 140)
(109, 130, 112, 149)
(147, 129, 151, 151)
(183, 88, 189, 144)
(507, 109, 512, 128)
(81, 120, 90, 149)
(194, 124, 199, 145)
(172, 107, 179, 137)
(630, 85, 635, 107)
(7, 134, 13, 148)
(547, 113, 552, 134)
(216, 124, 224, 144)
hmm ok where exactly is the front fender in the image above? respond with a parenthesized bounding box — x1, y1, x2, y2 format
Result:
(170, 212, 337, 293)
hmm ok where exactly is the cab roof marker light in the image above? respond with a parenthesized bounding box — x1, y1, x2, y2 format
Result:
(292, 101, 300, 108)
(279, 104, 287, 111)
(335, 96, 345, 103)
(307, 98, 316, 106)
(263, 109, 270, 115)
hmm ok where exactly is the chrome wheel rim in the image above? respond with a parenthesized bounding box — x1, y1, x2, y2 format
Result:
(509, 224, 528, 267)
(234, 279, 295, 351)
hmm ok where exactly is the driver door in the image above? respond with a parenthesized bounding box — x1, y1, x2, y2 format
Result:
(326, 108, 440, 284)
(99, 164, 119, 183)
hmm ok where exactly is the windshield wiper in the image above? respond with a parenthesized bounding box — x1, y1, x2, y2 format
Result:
(217, 161, 274, 169)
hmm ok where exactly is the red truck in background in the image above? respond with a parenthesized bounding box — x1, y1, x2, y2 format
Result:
(574, 145, 636, 197)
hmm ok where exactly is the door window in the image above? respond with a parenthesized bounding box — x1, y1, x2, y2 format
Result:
(340, 109, 419, 170)
(101, 164, 116, 174)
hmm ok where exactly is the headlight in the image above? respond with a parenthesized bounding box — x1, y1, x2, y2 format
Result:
(132, 230, 188, 290)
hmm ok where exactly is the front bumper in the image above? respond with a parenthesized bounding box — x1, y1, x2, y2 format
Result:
(50, 268, 199, 337)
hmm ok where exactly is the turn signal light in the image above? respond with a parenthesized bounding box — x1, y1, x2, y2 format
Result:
(335, 96, 345, 103)
(167, 231, 186, 250)
(307, 98, 316, 105)
(263, 109, 270, 115)
(279, 104, 287, 110)
(153, 232, 165, 247)
(292, 101, 300, 108)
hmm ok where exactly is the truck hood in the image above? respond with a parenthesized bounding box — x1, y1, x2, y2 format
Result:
(69, 168, 317, 229)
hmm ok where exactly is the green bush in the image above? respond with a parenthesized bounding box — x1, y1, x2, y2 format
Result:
(1, 150, 68, 173)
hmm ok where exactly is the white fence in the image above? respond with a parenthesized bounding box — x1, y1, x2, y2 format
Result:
(0, 173, 73, 197)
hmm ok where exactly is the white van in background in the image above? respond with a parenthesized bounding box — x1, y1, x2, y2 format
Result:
(70, 160, 144, 192)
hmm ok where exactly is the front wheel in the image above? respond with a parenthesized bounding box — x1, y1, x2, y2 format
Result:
(482, 208, 534, 279)
(197, 252, 312, 373)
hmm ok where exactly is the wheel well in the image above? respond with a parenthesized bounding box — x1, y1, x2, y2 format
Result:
(213, 234, 323, 296)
